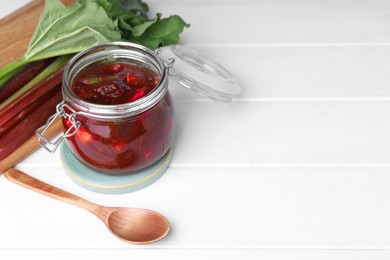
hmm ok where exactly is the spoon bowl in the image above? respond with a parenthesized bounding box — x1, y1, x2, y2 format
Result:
(107, 207, 169, 244)
(4, 168, 170, 244)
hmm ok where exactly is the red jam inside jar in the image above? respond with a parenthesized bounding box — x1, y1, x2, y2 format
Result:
(62, 49, 174, 174)
(71, 62, 160, 105)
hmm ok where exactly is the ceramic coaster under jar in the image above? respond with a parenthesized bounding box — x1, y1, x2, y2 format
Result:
(60, 142, 172, 194)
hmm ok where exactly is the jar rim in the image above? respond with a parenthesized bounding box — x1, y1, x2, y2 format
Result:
(62, 42, 169, 119)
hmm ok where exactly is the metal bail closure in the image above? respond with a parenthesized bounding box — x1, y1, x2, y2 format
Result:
(36, 101, 80, 153)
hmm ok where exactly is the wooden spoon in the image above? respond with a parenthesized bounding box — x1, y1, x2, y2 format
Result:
(4, 168, 170, 244)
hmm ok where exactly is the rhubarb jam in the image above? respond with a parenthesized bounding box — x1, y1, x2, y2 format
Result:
(71, 63, 159, 105)
(61, 43, 173, 174)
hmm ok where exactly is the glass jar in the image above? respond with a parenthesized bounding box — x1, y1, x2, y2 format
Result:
(37, 42, 241, 175)
(41, 42, 174, 174)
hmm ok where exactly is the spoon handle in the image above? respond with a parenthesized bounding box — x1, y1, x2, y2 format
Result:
(4, 168, 99, 213)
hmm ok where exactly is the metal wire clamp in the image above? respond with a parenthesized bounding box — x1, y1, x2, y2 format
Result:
(36, 101, 80, 153)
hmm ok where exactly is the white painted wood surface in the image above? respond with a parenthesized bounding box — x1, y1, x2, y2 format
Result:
(1, 0, 390, 259)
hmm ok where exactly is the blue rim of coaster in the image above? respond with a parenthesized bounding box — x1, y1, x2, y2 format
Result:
(60, 142, 172, 194)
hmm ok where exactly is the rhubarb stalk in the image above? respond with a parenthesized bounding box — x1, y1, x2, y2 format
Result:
(0, 90, 62, 161)
(0, 55, 70, 109)
(0, 82, 61, 137)
(0, 67, 63, 130)
(0, 58, 54, 103)
(0, 117, 62, 174)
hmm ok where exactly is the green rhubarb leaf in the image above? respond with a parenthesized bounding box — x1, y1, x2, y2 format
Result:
(94, 0, 150, 37)
(133, 15, 190, 49)
(24, 0, 121, 61)
(94, 0, 149, 19)
(94, 0, 189, 48)
(118, 0, 149, 16)
(131, 15, 158, 36)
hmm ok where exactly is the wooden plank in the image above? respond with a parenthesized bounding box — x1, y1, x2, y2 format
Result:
(0, 0, 74, 67)
(170, 101, 390, 166)
(148, 0, 390, 45)
(0, 0, 44, 66)
(2, 249, 390, 260)
(2, 167, 390, 248)
(16, 101, 390, 167)
(171, 46, 390, 100)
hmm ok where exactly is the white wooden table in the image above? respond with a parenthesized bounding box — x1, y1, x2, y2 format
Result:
(1, 0, 390, 259)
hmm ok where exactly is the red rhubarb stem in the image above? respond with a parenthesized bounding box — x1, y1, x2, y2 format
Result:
(0, 67, 63, 128)
(0, 82, 61, 137)
(0, 58, 53, 103)
(0, 90, 62, 161)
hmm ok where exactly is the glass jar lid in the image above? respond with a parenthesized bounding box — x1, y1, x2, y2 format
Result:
(158, 45, 241, 102)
